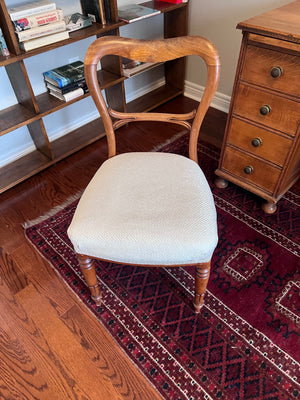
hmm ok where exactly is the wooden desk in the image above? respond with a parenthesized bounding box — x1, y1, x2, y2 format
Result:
(215, 1, 300, 213)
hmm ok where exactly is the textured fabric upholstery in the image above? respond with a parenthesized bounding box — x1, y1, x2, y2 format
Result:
(68, 152, 218, 265)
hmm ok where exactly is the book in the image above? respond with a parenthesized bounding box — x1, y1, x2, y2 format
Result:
(103, 0, 111, 23)
(16, 20, 66, 41)
(0, 28, 10, 56)
(48, 87, 85, 102)
(8, 0, 56, 21)
(46, 79, 88, 94)
(19, 30, 69, 51)
(122, 57, 142, 69)
(117, 4, 161, 23)
(64, 13, 92, 32)
(156, 0, 187, 3)
(13, 8, 64, 31)
(43, 61, 85, 88)
(80, 0, 106, 24)
(122, 59, 161, 77)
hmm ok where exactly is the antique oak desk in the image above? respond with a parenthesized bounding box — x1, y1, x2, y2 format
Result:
(215, 1, 300, 213)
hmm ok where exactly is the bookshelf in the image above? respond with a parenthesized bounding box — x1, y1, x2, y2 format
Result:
(0, 0, 189, 193)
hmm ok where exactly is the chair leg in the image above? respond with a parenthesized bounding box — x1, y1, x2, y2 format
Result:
(193, 261, 211, 313)
(77, 254, 102, 306)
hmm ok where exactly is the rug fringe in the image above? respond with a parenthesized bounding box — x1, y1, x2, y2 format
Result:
(23, 192, 83, 229)
(151, 131, 188, 152)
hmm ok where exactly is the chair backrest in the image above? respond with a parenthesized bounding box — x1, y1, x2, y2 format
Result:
(84, 35, 220, 163)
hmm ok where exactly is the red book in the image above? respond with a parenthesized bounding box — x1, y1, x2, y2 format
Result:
(157, 0, 185, 3)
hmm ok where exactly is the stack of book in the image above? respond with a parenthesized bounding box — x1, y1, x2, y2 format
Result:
(43, 60, 88, 102)
(8, 0, 69, 51)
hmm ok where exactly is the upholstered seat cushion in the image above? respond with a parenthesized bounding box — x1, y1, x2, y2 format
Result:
(68, 152, 218, 265)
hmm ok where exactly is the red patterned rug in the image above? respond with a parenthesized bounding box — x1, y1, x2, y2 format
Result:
(25, 133, 300, 400)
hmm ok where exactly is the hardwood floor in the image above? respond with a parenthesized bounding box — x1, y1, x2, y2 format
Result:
(0, 96, 227, 399)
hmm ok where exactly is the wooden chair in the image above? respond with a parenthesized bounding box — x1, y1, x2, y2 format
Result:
(67, 36, 220, 313)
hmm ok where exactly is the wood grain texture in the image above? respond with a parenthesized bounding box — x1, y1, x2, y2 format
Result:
(237, 0, 300, 43)
(216, 4, 300, 211)
(0, 97, 227, 399)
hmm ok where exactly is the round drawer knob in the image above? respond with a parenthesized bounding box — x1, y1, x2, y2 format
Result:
(260, 105, 271, 116)
(251, 137, 262, 147)
(244, 165, 253, 175)
(270, 66, 283, 78)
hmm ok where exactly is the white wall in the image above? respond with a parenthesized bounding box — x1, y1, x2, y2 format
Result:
(187, 0, 291, 97)
(0, 0, 292, 167)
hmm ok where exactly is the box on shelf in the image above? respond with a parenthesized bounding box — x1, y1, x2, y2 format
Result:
(64, 13, 92, 32)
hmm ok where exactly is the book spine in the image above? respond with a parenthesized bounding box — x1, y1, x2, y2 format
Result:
(13, 9, 64, 31)
(9, 3, 57, 21)
(44, 65, 84, 88)
(103, 0, 111, 23)
(0, 28, 10, 56)
(46, 80, 87, 94)
(19, 30, 69, 51)
(49, 87, 84, 101)
(63, 87, 84, 101)
(16, 20, 66, 41)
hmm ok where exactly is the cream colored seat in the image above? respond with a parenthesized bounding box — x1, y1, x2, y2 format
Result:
(67, 35, 220, 313)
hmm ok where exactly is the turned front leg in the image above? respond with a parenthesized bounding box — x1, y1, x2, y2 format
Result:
(77, 254, 102, 306)
(193, 261, 211, 313)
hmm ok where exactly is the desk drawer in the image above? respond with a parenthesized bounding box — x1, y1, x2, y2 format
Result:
(228, 118, 292, 166)
(242, 45, 300, 97)
(222, 146, 281, 193)
(234, 83, 300, 136)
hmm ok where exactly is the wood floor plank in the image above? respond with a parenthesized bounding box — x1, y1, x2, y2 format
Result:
(14, 283, 123, 400)
(0, 248, 29, 294)
(61, 304, 162, 400)
(11, 242, 77, 317)
(0, 278, 70, 399)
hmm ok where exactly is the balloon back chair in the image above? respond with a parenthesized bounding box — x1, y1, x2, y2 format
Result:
(67, 35, 220, 313)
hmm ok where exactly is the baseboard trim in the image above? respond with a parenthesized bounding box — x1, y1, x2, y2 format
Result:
(0, 79, 229, 167)
(184, 80, 230, 113)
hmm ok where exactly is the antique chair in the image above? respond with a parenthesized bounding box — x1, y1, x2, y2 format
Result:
(67, 35, 220, 313)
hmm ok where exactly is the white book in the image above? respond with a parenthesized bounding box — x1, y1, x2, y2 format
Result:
(8, 0, 56, 21)
(16, 20, 66, 41)
(19, 30, 69, 51)
(13, 8, 64, 32)
(49, 87, 84, 102)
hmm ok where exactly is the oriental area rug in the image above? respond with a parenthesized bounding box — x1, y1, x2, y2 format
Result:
(25, 133, 300, 400)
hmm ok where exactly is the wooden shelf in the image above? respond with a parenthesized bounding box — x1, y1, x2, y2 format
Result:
(0, 103, 37, 136)
(0, 117, 106, 193)
(0, 70, 125, 135)
(0, 0, 189, 192)
(127, 83, 183, 113)
(0, 149, 51, 192)
(0, 22, 124, 67)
